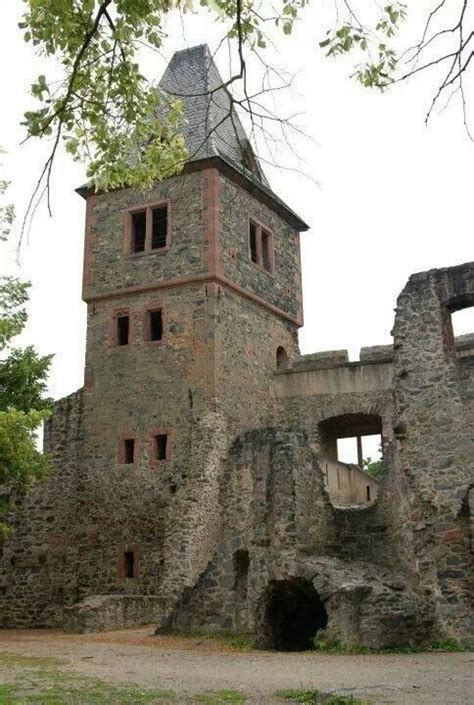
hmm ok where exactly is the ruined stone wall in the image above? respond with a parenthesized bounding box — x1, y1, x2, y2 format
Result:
(0, 391, 84, 626)
(321, 459, 379, 506)
(169, 430, 334, 634)
(169, 430, 432, 648)
(390, 262, 474, 641)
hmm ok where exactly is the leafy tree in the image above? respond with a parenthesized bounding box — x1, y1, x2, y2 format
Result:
(16, 0, 473, 233)
(363, 456, 384, 480)
(0, 161, 52, 539)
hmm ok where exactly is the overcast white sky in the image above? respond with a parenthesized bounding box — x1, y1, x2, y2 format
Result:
(1, 0, 473, 417)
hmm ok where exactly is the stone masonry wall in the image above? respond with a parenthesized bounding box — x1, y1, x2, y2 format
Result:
(390, 262, 474, 642)
(219, 172, 303, 323)
(0, 391, 84, 626)
(169, 430, 432, 648)
(83, 170, 207, 300)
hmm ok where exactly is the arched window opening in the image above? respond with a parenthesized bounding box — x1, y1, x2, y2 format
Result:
(260, 579, 327, 651)
(318, 414, 383, 507)
(233, 549, 250, 598)
(276, 346, 289, 370)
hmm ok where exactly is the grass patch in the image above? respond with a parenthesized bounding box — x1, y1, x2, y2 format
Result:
(276, 689, 371, 704)
(0, 652, 177, 704)
(312, 633, 469, 655)
(0, 681, 177, 704)
(429, 638, 465, 652)
(228, 635, 255, 651)
(0, 653, 65, 668)
(193, 691, 245, 704)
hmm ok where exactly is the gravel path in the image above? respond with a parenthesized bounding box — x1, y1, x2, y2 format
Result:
(0, 627, 472, 704)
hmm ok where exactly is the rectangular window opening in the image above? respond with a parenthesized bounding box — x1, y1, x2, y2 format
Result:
(149, 310, 163, 341)
(124, 438, 135, 464)
(155, 434, 168, 461)
(249, 222, 258, 264)
(117, 314, 130, 346)
(131, 210, 147, 253)
(151, 205, 168, 250)
(366, 485, 371, 502)
(261, 229, 272, 272)
(124, 551, 135, 579)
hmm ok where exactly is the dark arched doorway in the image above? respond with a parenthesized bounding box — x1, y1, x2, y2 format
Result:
(261, 579, 328, 651)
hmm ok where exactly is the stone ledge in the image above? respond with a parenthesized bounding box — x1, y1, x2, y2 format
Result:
(64, 594, 162, 633)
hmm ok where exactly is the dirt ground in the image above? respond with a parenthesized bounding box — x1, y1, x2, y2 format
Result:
(0, 627, 472, 704)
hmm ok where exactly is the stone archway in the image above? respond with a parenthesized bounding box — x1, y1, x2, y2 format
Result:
(257, 579, 328, 651)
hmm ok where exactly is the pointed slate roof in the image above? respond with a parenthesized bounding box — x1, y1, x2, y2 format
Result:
(77, 44, 308, 230)
(159, 44, 270, 189)
(159, 45, 307, 230)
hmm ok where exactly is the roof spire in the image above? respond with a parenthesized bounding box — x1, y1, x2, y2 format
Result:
(159, 44, 270, 188)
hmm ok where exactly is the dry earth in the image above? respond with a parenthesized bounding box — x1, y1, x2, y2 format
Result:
(0, 627, 472, 704)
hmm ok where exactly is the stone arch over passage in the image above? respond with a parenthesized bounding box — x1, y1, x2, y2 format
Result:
(257, 579, 328, 651)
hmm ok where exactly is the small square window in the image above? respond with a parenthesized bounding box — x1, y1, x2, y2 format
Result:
(149, 310, 163, 341)
(117, 314, 130, 346)
(249, 222, 258, 264)
(151, 206, 168, 250)
(123, 438, 135, 464)
(155, 434, 168, 461)
(131, 211, 146, 253)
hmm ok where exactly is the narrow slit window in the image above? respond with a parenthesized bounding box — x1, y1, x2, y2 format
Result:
(149, 310, 163, 341)
(155, 434, 168, 461)
(124, 438, 135, 464)
(261, 229, 272, 271)
(124, 551, 135, 579)
(249, 222, 258, 263)
(117, 314, 130, 346)
(151, 206, 168, 249)
(366, 485, 371, 502)
(131, 211, 146, 253)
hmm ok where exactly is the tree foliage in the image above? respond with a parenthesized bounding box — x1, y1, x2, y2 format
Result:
(15, 1, 474, 227)
(363, 456, 384, 480)
(0, 162, 52, 539)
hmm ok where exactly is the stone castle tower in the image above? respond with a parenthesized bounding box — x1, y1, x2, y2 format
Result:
(1, 45, 472, 649)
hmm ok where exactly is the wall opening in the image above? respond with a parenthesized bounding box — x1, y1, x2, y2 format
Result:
(249, 221, 258, 263)
(124, 551, 135, 579)
(233, 549, 250, 598)
(261, 229, 272, 272)
(451, 307, 474, 338)
(149, 309, 163, 341)
(154, 434, 168, 460)
(151, 205, 168, 250)
(117, 314, 130, 346)
(276, 346, 289, 370)
(261, 579, 327, 651)
(318, 414, 383, 507)
(131, 211, 147, 253)
(124, 438, 135, 464)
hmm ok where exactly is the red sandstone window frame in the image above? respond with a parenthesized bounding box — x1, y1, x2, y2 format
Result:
(117, 543, 140, 581)
(143, 305, 165, 344)
(248, 218, 274, 274)
(149, 427, 173, 466)
(125, 200, 171, 256)
(110, 308, 133, 347)
(117, 432, 139, 465)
